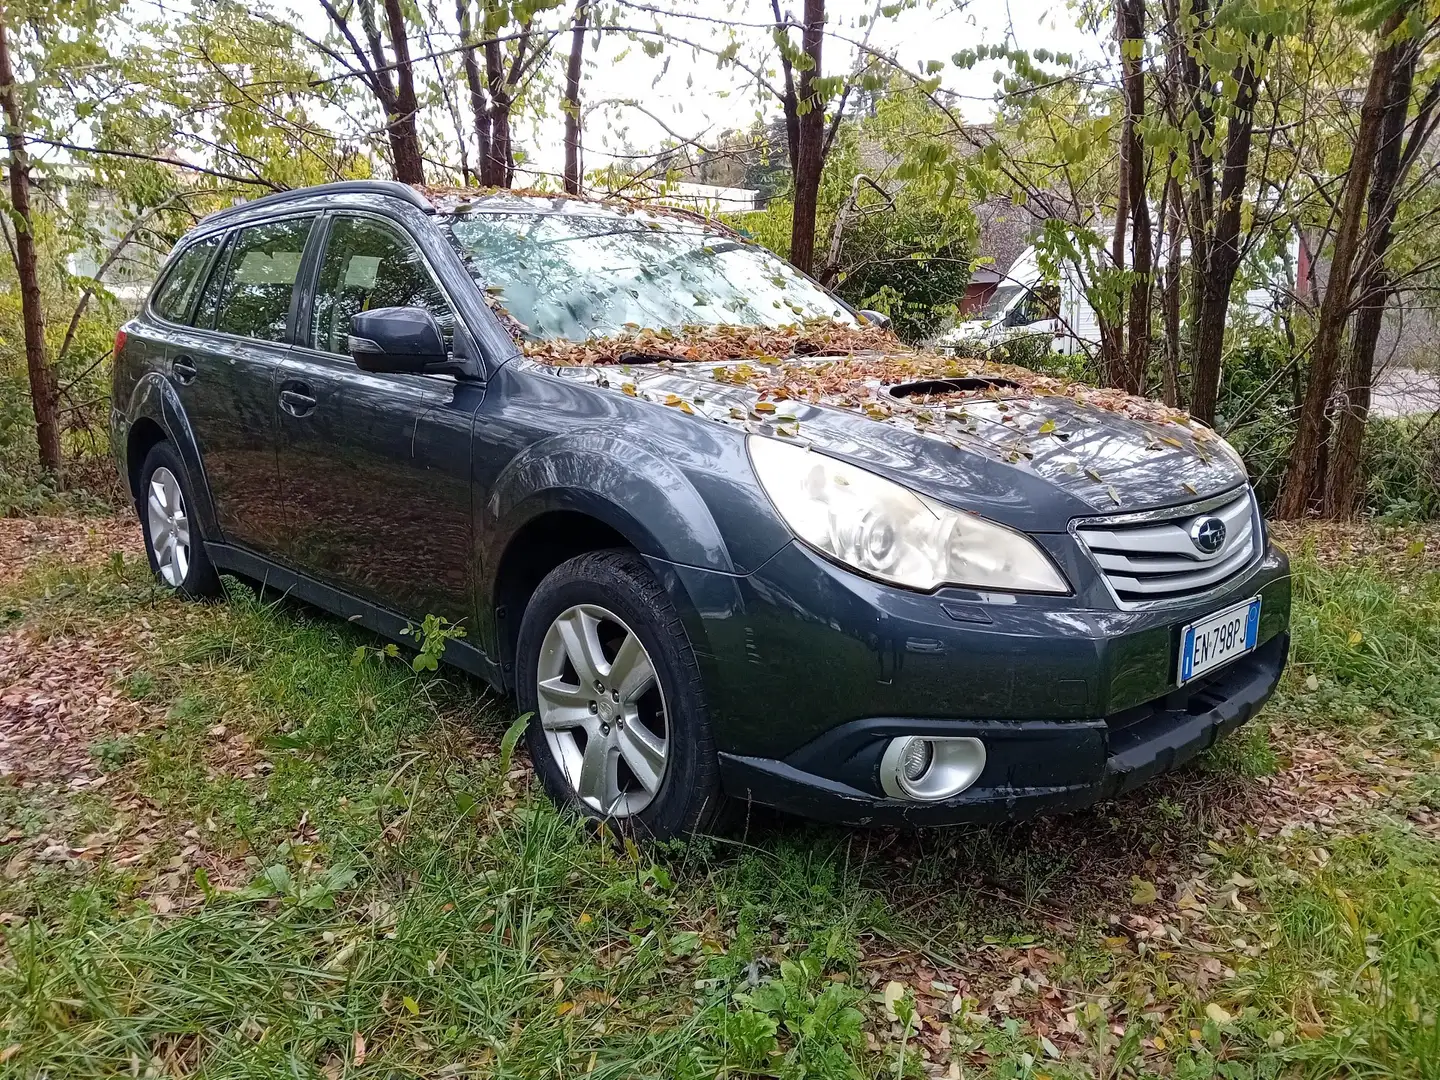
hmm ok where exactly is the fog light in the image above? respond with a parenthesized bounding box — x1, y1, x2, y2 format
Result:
(901, 736, 932, 781)
(880, 736, 986, 802)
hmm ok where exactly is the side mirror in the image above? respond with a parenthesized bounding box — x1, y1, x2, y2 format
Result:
(348, 307, 448, 373)
(857, 309, 892, 330)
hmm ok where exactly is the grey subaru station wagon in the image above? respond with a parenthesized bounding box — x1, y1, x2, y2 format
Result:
(112, 180, 1291, 838)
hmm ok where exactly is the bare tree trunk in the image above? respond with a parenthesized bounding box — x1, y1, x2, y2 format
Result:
(481, 43, 512, 186)
(1276, 8, 1407, 519)
(480, 0, 530, 188)
(1118, 0, 1150, 396)
(788, 0, 825, 274)
(1184, 40, 1268, 424)
(372, 0, 424, 184)
(1098, 0, 1137, 387)
(1326, 39, 1422, 518)
(0, 12, 60, 475)
(562, 0, 589, 195)
(457, 0, 491, 179)
(1161, 171, 1183, 407)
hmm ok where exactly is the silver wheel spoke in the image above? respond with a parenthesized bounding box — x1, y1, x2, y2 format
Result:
(616, 721, 665, 795)
(575, 732, 614, 808)
(537, 677, 593, 731)
(610, 631, 655, 703)
(555, 608, 606, 688)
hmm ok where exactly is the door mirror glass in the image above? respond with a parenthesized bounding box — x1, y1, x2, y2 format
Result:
(349, 307, 447, 373)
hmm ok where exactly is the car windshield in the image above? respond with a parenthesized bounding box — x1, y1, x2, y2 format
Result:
(444, 210, 853, 341)
(982, 283, 1026, 319)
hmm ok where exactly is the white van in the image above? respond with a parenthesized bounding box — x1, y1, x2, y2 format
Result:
(935, 240, 1284, 358)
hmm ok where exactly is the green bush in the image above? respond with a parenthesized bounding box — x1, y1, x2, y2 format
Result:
(1363, 414, 1440, 522)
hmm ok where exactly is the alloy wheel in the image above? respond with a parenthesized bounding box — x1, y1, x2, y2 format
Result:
(145, 466, 191, 587)
(535, 603, 669, 816)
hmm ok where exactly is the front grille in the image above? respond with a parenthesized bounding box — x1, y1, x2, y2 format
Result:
(1074, 488, 1260, 605)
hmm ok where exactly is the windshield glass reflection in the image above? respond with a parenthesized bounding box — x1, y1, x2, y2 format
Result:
(446, 212, 853, 341)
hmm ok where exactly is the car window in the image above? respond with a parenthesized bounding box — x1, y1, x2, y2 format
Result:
(310, 215, 453, 355)
(1012, 284, 1060, 325)
(192, 234, 233, 330)
(211, 217, 314, 342)
(152, 236, 220, 323)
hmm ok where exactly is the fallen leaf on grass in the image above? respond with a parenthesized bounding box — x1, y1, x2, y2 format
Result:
(1131, 877, 1158, 905)
(882, 980, 907, 1021)
(352, 1032, 366, 1067)
(1205, 1003, 1233, 1025)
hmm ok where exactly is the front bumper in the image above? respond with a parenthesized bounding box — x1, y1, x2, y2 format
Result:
(647, 536, 1291, 827)
(718, 632, 1287, 826)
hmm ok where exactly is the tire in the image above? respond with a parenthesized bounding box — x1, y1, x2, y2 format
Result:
(516, 549, 725, 839)
(134, 441, 223, 600)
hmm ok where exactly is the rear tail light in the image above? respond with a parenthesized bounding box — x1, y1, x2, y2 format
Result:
(113, 328, 127, 358)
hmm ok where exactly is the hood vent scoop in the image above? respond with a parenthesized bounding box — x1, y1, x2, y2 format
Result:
(887, 377, 1021, 400)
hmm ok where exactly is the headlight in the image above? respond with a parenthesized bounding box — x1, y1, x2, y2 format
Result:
(748, 435, 1069, 593)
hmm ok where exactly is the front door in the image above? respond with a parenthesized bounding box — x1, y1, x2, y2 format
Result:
(277, 212, 481, 625)
(164, 215, 316, 555)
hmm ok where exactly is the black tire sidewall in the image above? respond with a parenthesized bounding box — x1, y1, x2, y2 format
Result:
(136, 442, 221, 599)
(516, 550, 721, 839)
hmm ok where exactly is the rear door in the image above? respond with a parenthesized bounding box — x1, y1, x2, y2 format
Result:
(277, 211, 480, 624)
(164, 215, 316, 555)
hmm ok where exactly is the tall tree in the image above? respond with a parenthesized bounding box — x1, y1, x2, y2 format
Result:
(475, 0, 558, 187)
(318, 0, 426, 184)
(1162, 0, 1276, 424)
(1276, 5, 1410, 518)
(786, 0, 826, 274)
(562, 0, 590, 193)
(0, 4, 59, 473)
(1116, 0, 1151, 395)
(457, 0, 492, 177)
(760, 0, 890, 274)
(1326, 36, 1439, 516)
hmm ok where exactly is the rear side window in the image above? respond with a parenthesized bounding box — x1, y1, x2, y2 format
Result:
(310, 215, 453, 355)
(212, 216, 314, 342)
(152, 236, 220, 323)
(193, 234, 233, 330)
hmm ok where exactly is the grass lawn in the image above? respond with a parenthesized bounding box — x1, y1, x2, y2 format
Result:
(1, 515, 1438, 1079)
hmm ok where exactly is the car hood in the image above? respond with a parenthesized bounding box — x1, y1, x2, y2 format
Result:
(534, 352, 1248, 531)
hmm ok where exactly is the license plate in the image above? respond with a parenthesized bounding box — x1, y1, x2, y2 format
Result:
(1178, 597, 1261, 685)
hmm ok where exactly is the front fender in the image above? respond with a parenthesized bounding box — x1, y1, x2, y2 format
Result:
(481, 431, 736, 578)
(122, 372, 221, 540)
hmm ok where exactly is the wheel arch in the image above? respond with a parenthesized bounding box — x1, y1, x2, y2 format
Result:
(122, 372, 220, 537)
(481, 437, 732, 689)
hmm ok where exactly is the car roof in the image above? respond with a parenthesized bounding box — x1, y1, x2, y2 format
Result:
(193, 180, 737, 239)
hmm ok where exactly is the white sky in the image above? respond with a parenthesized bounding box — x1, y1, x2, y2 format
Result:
(283, 0, 1107, 184)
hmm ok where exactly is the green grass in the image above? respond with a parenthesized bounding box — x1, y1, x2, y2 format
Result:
(1, 535, 1438, 1077)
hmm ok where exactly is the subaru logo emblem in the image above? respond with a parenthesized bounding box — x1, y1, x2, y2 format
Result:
(1190, 516, 1226, 555)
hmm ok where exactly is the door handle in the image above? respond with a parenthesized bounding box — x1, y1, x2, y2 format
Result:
(171, 355, 198, 384)
(279, 388, 317, 417)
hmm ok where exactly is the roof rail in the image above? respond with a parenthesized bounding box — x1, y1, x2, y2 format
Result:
(198, 180, 434, 228)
